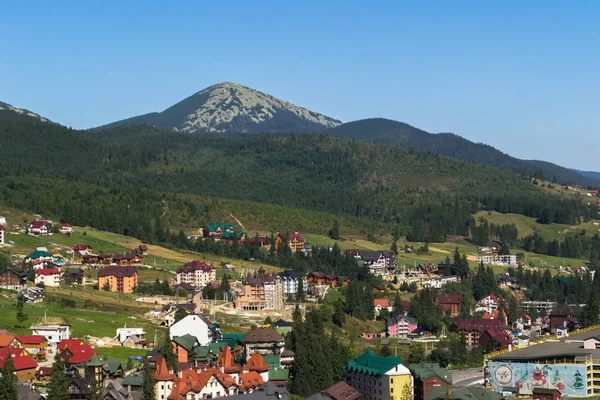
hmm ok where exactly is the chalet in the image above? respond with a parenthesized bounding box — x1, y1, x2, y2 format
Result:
(482, 309, 508, 325)
(64, 268, 84, 285)
(73, 244, 92, 259)
(242, 326, 285, 362)
(27, 220, 50, 236)
(124, 253, 143, 265)
(409, 363, 453, 400)
(452, 318, 508, 346)
(358, 250, 397, 276)
(437, 294, 462, 317)
(176, 261, 216, 289)
(0, 335, 24, 349)
(58, 339, 96, 366)
(221, 229, 246, 244)
(374, 299, 392, 313)
(387, 316, 418, 338)
(97, 254, 112, 264)
(56, 223, 73, 234)
(16, 335, 48, 357)
(112, 254, 127, 266)
(248, 236, 271, 251)
(336, 276, 351, 287)
(0, 348, 38, 381)
(477, 294, 500, 311)
(203, 222, 230, 239)
(549, 306, 580, 333)
(34, 268, 62, 287)
(134, 244, 149, 255)
(372, 284, 385, 294)
(67, 371, 91, 400)
(344, 249, 360, 258)
(307, 272, 326, 286)
(82, 254, 99, 265)
(0, 268, 27, 291)
(480, 329, 512, 352)
(276, 232, 306, 254)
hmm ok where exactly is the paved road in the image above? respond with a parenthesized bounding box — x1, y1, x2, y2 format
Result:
(452, 368, 484, 386)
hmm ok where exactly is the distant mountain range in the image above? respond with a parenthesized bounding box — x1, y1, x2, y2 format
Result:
(2, 82, 599, 187)
(94, 81, 341, 133)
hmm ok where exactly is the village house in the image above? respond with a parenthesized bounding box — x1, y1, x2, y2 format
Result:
(170, 314, 212, 346)
(98, 266, 138, 293)
(176, 261, 216, 289)
(27, 220, 50, 236)
(549, 306, 580, 333)
(243, 327, 285, 362)
(482, 309, 508, 325)
(480, 329, 513, 352)
(248, 236, 272, 251)
(23, 250, 53, 264)
(307, 271, 326, 286)
(34, 267, 62, 287)
(374, 299, 393, 313)
(0, 335, 24, 349)
(56, 223, 73, 234)
(115, 327, 146, 348)
(273, 232, 306, 254)
(235, 269, 284, 310)
(437, 294, 462, 317)
(358, 250, 397, 276)
(0, 267, 27, 291)
(277, 269, 307, 296)
(477, 294, 501, 312)
(451, 318, 508, 347)
(72, 244, 92, 257)
(134, 244, 149, 255)
(16, 335, 48, 357)
(387, 315, 418, 338)
(31, 316, 70, 344)
(0, 348, 38, 381)
(409, 363, 453, 400)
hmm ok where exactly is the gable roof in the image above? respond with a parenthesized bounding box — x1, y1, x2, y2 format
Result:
(374, 299, 389, 308)
(243, 327, 284, 343)
(0, 335, 20, 347)
(409, 363, 453, 385)
(172, 334, 198, 352)
(35, 267, 61, 276)
(437, 294, 461, 305)
(246, 353, 270, 372)
(0, 348, 38, 371)
(325, 381, 361, 400)
(16, 335, 47, 345)
(346, 351, 404, 376)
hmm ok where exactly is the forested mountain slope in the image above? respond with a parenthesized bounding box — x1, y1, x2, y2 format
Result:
(0, 110, 591, 243)
(325, 118, 600, 187)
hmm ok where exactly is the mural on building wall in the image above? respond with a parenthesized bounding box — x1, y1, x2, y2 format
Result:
(487, 361, 587, 397)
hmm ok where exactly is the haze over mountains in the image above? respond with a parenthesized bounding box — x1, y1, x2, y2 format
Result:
(2, 81, 599, 187)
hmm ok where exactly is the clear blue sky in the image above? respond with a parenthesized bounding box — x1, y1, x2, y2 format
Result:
(1, 1, 598, 170)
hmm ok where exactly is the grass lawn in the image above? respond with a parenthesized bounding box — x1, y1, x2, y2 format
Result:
(45, 286, 155, 314)
(97, 347, 148, 366)
(0, 292, 161, 339)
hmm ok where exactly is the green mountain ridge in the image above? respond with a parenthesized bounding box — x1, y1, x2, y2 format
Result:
(324, 118, 600, 187)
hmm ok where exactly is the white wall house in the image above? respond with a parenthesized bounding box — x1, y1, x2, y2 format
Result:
(34, 268, 62, 287)
(31, 317, 70, 344)
(169, 314, 211, 346)
(421, 275, 458, 289)
(176, 261, 216, 289)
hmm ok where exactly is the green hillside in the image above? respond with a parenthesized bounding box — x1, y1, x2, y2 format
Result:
(325, 118, 600, 187)
(0, 110, 593, 247)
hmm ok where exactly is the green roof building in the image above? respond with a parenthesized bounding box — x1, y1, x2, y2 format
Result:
(347, 351, 412, 400)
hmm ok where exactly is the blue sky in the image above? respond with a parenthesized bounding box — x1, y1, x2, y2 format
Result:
(1, 1, 598, 170)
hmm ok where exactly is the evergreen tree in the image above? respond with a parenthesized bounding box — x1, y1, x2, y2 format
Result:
(391, 240, 398, 255)
(86, 372, 102, 400)
(402, 382, 413, 400)
(332, 300, 345, 327)
(173, 308, 188, 323)
(47, 355, 69, 400)
(160, 331, 178, 372)
(391, 293, 405, 317)
(296, 278, 305, 303)
(15, 300, 27, 329)
(141, 362, 156, 400)
(329, 220, 340, 240)
(0, 357, 17, 400)
(579, 293, 600, 328)
(443, 256, 452, 276)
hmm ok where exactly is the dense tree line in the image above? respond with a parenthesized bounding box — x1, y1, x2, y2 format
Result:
(520, 231, 600, 260)
(471, 220, 519, 247)
(1, 110, 594, 250)
(288, 307, 352, 397)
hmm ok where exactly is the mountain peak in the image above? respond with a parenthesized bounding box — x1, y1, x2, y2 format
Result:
(96, 82, 341, 134)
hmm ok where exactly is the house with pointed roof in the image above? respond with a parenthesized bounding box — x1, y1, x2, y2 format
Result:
(437, 294, 462, 317)
(27, 220, 50, 236)
(346, 351, 412, 400)
(102, 379, 134, 400)
(242, 327, 285, 361)
(0, 267, 27, 291)
(176, 261, 216, 289)
(306, 381, 361, 400)
(170, 314, 212, 346)
(31, 316, 70, 344)
(0, 347, 38, 381)
(409, 363, 453, 400)
(451, 318, 508, 346)
(358, 250, 397, 276)
(35, 267, 62, 287)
